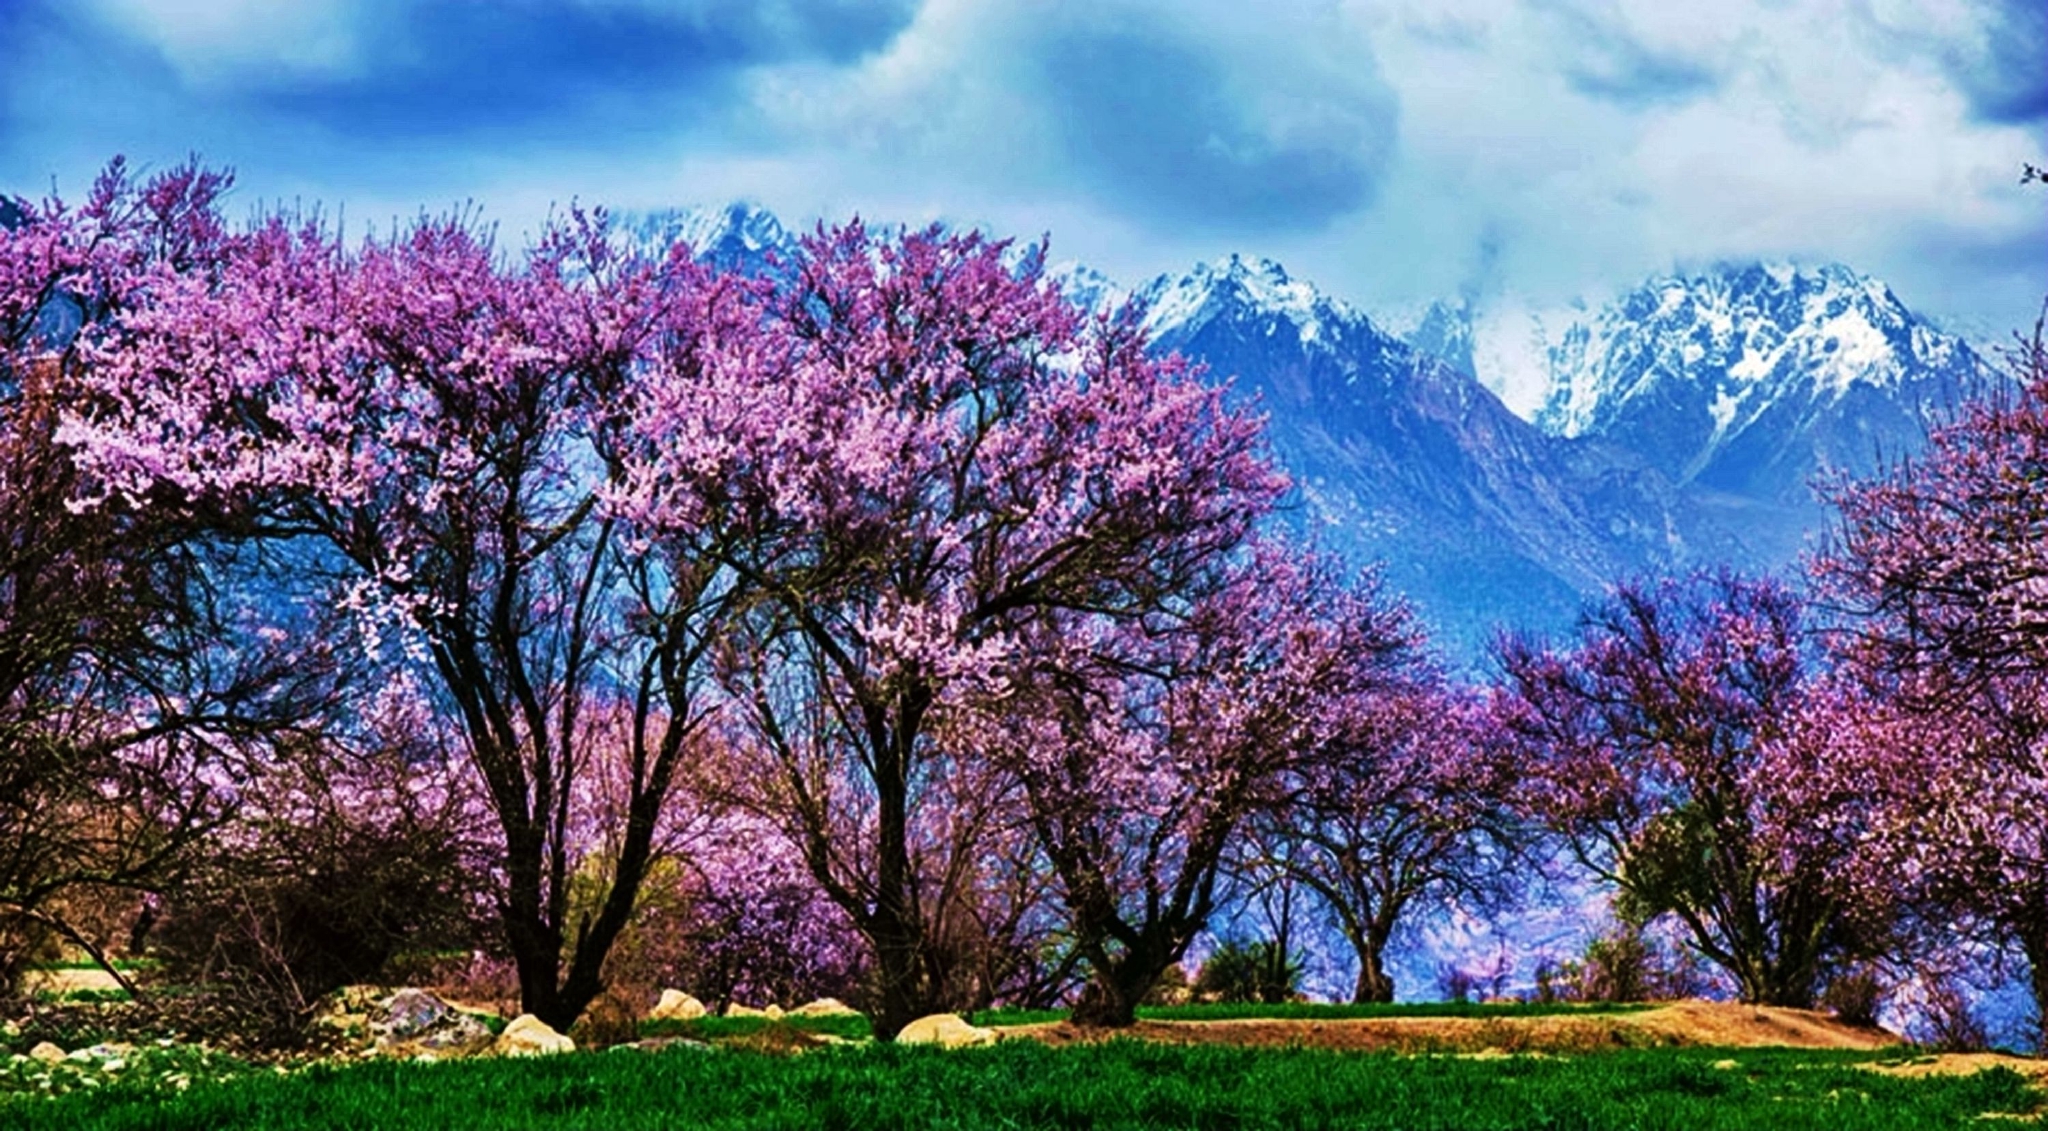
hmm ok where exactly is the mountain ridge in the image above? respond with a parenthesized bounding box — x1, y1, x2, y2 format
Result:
(651, 203, 1993, 654)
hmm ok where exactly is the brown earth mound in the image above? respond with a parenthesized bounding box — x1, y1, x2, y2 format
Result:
(999, 1001, 1901, 1055)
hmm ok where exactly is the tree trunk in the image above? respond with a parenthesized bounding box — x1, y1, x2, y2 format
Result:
(2021, 920, 2048, 1055)
(869, 913, 930, 1041)
(1351, 945, 1395, 1004)
(1071, 955, 1168, 1028)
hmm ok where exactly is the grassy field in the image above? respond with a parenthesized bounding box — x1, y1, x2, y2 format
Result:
(11, 1040, 2038, 1131)
(969, 1000, 1654, 1027)
(640, 999, 1651, 1042)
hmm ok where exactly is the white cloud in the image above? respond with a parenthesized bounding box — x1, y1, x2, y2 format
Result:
(9, 0, 2041, 348)
(83, 0, 365, 85)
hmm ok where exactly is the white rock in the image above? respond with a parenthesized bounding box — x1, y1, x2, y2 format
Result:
(494, 1014, 574, 1057)
(648, 990, 707, 1022)
(790, 998, 860, 1018)
(724, 1002, 772, 1019)
(28, 1041, 65, 1065)
(895, 1013, 997, 1049)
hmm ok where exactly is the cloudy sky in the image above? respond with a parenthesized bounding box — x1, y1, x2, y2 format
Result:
(3, 0, 2041, 398)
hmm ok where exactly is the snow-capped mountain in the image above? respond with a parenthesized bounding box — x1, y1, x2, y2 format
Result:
(1534, 263, 1990, 502)
(1404, 299, 1479, 386)
(630, 202, 796, 274)
(650, 204, 1986, 654)
(1131, 255, 1726, 653)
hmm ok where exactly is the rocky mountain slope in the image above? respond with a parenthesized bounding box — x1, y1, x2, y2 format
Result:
(659, 205, 1992, 655)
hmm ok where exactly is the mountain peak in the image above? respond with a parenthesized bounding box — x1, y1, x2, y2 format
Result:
(1533, 258, 1985, 500)
(1137, 254, 1372, 348)
(628, 201, 795, 272)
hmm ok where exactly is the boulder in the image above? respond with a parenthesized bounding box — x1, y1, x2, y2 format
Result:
(765, 1004, 785, 1020)
(27, 1041, 65, 1065)
(495, 1013, 575, 1057)
(895, 1013, 997, 1049)
(372, 988, 493, 1056)
(724, 1002, 772, 1019)
(790, 998, 860, 1018)
(378, 988, 456, 1038)
(648, 990, 707, 1022)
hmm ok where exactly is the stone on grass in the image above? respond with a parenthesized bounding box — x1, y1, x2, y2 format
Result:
(28, 1041, 65, 1065)
(764, 1004, 785, 1020)
(790, 998, 860, 1018)
(372, 988, 493, 1056)
(649, 990, 707, 1022)
(895, 1013, 997, 1049)
(495, 1014, 575, 1057)
(377, 989, 463, 1037)
(724, 1002, 772, 1019)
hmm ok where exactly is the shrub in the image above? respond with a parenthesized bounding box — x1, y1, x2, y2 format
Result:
(1905, 971, 1990, 1053)
(148, 778, 480, 1045)
(1143, 963, 1193, 1006)
(1531, 925, 1715, 1005)
(1195, 938, 1302, 1004)
(1580, 928, 1655, 1003)
(1821, 965, 1888, 1028)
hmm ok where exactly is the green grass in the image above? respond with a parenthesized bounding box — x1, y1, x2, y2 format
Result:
(11, 1042, 2038, 1130)
(28, 958, 159, 972)
(31, 988, 135, 1005)
(966, 999, 1650, 1027)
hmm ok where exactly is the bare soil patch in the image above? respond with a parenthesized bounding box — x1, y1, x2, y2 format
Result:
(999, 1000, 1903, 1055)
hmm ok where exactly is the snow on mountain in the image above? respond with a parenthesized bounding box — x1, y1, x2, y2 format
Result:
(1047, 260, 1126, 315)
(1133, 254, 1723, 655)
(612, 204, 1986, 654)
(1135, 255, 1364, 349)
(1530, 262, 1990, 500)
(628, 202, 797, 274)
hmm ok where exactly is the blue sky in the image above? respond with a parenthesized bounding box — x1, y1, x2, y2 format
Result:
(3, 0, 2042, 396)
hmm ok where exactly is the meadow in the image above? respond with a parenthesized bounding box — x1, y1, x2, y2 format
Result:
(10, 1038, 2036, 1131)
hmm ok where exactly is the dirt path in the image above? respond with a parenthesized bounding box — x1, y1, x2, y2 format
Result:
(998, 1001, 1902, 1054)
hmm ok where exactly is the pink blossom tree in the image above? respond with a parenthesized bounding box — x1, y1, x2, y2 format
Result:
(1242, 680, 1523, 1003)
(59, 198, 753, 1029)
(1493, 571, 1889, 1008)
(982, 547, 1428, 1026)
(1815, 321, 2048, 1045)
(0, 161, 338, 994)
(615, 221, 1286, 1037)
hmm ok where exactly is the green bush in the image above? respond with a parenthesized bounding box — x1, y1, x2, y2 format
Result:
(1193, 937, 1302, 1004)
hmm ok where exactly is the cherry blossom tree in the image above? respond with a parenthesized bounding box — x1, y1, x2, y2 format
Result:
(984, 547, 1428, 1026)
(616, 221, 1286, 1038)
(1241, 680, 1522, 1003)
(1493, 571, 1888, 1008)
(0, 162, 336, 994)
(1816, 321, 2048, 1045)
(59, 199, 751, 1029)
(1815, 322, 2048, 698)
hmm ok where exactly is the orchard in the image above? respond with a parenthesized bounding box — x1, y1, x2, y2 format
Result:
(4, 159, 2048, 1061)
